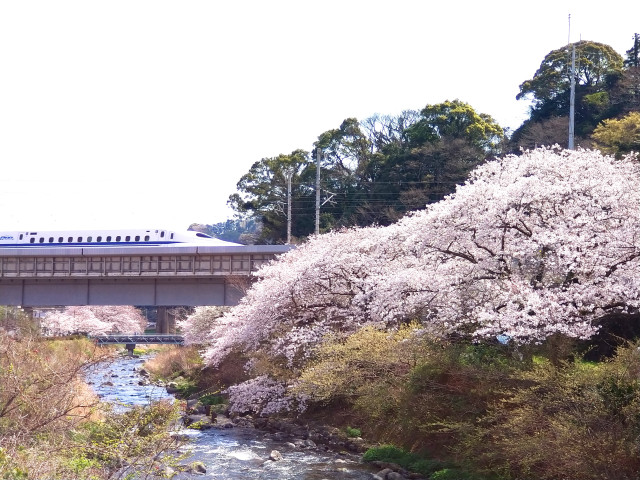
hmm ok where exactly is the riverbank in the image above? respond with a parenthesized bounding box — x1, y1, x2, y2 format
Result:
(142, 336, 640, 480)
(141, 345, 439, 480)
(90, 351, 379, 479)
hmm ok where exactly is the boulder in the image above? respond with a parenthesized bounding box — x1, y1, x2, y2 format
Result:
(376, 469, 394, 479)
(183, 414, 213, 430)
(388, 472, 407, 480)
(269, 450, 283, 461)
(212, 414, 234, 428)
(190, 461, 206, 474)
(166, 382, 180, 394)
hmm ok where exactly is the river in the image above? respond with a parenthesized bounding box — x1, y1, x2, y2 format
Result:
(87, 354, 377, 479)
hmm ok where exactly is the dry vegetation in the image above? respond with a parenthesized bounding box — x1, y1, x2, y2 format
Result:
(142, 345, 203, 382)
(0, 333, 185, 479)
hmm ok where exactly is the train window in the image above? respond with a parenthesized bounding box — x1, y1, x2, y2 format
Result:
(97, 236, 102, 242)
(30, 238, 35, 243)
(19, 234, 23, 240)
(68, 237, 73, 242)
(170, 233, 174, 239)
(106, 236, 111, 242)
(160, 231, 165, 238)
(144, 235, 150, 241)
(87, 237, 92, 242)
(78, 237, 82, 242)
(135, 235, 140, 241)
(48, 237, 54, 243)
(39, 238, 44, 243)
(125, 236, 130, 242)
(58, 237, 63, 243)
(116, 236, 121, 242)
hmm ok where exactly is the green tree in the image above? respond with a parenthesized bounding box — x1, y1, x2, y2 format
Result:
(609, 35, 640, 116)
(611, 66, 640, 115)
(513, 40, 624, 149)
(371, 100, 504, 217)
(314, 118, 373, 229)
(517, 40, 623, 115)
(409, 99, 505, 151)
(227, 102, 504, 238)
(624, 33, 640, 68)
(591, 111, 640, 157)
(227, 149, 313, 243)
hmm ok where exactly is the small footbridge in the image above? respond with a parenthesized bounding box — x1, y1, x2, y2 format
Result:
(91, 333, 184, 355)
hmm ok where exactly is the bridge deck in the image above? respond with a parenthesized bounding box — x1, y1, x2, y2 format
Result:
(0, 253, 275, 278)
(92, 334, 184, 345)
(0, 245, 293, 307)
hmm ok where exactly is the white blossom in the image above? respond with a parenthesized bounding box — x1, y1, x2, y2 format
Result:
(195, 147, 640, 369)
(42, 306, 146, 336)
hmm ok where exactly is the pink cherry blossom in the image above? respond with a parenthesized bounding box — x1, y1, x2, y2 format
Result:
(177, 306, 228, 345)
(192, 147, 640, 386)
(42, 305, 147, 336)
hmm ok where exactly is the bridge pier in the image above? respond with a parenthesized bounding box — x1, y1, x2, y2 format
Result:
(156, 307, 176, 334)
(125, 343, 136, 356)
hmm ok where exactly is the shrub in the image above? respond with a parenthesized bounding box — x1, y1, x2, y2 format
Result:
(74, 400, 185, 478)
(345, 426, 361, 438)
(363, 445, 448, 476)
(199, 394, 225, 406)
(462, 341, 640, 480)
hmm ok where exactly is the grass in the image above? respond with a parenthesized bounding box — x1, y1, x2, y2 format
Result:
(345, 426, 362, 438)
(199, 394, 226, 406)
(363, 445, 448, 476)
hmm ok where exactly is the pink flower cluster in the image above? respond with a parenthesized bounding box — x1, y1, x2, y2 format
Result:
(177, 306, 228, 345)
(225, 375, 306, 415)
(42, 305, 147, 336)
(185, 148, 640, 411)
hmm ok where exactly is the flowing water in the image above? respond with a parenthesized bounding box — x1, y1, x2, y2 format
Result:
(87, 354, 376, 479)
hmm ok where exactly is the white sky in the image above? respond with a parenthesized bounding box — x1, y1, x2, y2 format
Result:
(0, 0, 638, 231)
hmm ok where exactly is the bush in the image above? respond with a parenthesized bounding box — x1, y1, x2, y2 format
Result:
(199, 394, 225, 406)
(345, 426, 361, 438)
(363, 445, 448, 476)
(173, 378, 199, 398)
(73, 400, 185, 478)
(462, 341, 640, 480)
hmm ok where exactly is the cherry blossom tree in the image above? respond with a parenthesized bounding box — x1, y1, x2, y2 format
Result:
(199, 224, 400, 367)
(198, 147, 640, 373)
(381, 147, 640, 342)
(177, 306, 228, 345)
(42, 306, 146, 336)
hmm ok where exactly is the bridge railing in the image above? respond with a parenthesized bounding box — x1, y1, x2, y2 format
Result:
(0, 253, 277, 278)
(91, 333, 184, 345)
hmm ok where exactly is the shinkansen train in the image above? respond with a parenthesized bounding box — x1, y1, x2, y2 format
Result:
(0, 229, 240, 248)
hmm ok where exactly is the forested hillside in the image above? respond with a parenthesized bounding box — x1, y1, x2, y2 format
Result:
(198, 33, 640, 244)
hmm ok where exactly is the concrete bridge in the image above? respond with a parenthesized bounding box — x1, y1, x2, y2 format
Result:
(0, 244, 291, 307)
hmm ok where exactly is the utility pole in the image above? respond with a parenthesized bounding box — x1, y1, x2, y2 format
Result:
(569, 43, 576, 149)
(315, 149, 321, 235)
(285, 169, 293, 244)
(568, 14, 576, 150)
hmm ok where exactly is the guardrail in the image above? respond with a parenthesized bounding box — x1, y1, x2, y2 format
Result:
(91, 334, 184, 345)
(0, 254, 276, 278)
